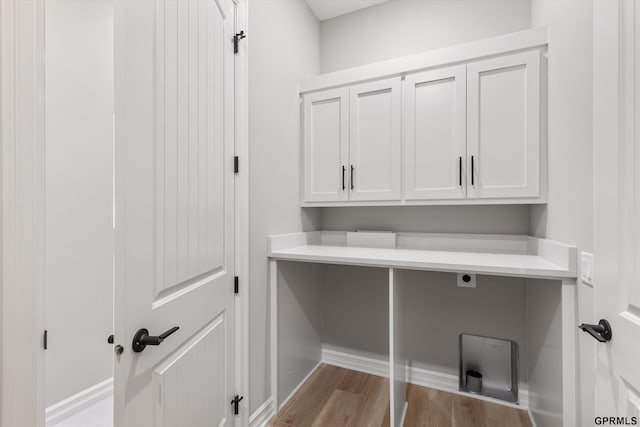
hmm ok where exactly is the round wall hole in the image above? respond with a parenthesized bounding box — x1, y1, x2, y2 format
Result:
(462, 274, 471, 283)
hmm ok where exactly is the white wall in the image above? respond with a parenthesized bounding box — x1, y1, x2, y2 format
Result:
(323, 268, 529, 387)
(322, 205, 531, 234)
(529, 1, 594, 425)
(526, 279, 563, 426)
(320, 0, 531, 73)
(248, 0, 321, 414)
(322, 265, 390, 358)
(44, 0, 113, 407)
(277, 262, 324, 405)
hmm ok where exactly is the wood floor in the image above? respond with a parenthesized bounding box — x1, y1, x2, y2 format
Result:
(268, 364, 532, 427)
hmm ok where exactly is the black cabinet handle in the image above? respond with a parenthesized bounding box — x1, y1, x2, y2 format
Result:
(132, 326, 180, 353)
(471, 155, 475, 186)
(579, 319, 612, 342)
(459, 156, 462, 186)
(342, 166, 346, 190)
(350, 165, 354, 190)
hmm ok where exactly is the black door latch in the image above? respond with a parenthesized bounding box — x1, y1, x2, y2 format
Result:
(578, 319, 612, 342)
(132, 326, 179, 353)
(230, 395, 244, 415)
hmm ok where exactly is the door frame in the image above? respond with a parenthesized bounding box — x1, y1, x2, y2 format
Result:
(0, 0, 250, 425)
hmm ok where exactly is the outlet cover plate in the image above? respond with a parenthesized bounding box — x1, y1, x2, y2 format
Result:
(458, 273, 476, 288)
(581, 252, 594, 286)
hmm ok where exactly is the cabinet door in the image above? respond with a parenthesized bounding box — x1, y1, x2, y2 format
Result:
(349, 77, 402, 201)
(404, 66, 467, 200)
(303, 88, 350, 202)
(467, 50, 541, 199)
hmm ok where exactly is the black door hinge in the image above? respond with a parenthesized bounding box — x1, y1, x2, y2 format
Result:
(43, 330, 48, 350)
(234, 156, 239, 174)
(230, 395, 244, 415)
(234, 276, 239, 294)
(233, 31, 246, 54)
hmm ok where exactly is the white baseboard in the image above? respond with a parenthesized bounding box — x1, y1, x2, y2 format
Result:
(322, 348, 389, 378)
(321, 347, 530, 410)
(398, 401, 408, 427)
(249, 397, 276, 427)
(45, 378, 113, 426)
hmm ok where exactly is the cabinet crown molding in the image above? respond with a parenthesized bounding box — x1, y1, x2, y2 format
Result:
(300, 27, 548, 94)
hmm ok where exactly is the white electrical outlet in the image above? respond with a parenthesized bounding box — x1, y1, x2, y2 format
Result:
(457, 273, 476, 288)
(581, 252, 594, 286)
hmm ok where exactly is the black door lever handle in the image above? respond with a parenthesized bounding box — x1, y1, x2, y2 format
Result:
(132, 326, 179, 352)
(578, 319, 612, 342)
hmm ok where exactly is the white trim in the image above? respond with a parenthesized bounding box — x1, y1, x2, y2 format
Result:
(45, 378, 113, 427)
(398, 401, 408, 427)
(234, 0, 250, 424)
(300, 27, 548, 93)
(278, 361, 323, 411)
(300, 197, 547, 207)
(268, 231, 578, 280)
(561, 278, 578, 427)
(321, 347, 530, 410)
(248, 397, 275, 427)
(322, 348, 389, 378)
(1, 0, 46, 426)
(269, 259, 279, 411)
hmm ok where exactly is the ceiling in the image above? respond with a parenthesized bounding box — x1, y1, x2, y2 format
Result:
(304, 0, 391, 21)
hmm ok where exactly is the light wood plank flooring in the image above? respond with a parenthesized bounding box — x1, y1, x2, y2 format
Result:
(268, 364, 532, 427)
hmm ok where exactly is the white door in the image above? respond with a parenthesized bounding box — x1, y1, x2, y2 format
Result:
(594, 0, 640, 422)
(467, 50, 540, 199)
(114, 0, 236, 426)
(404, 65, 466, 200)
(302, 88, 349, 202)
(349, 77, 402, 201)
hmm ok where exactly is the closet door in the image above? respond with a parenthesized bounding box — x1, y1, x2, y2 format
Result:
(404, 66, 466, 200)
(349, 77, 402, 201)
(303, 88, 350, 202)
(467, 50, 541, 199)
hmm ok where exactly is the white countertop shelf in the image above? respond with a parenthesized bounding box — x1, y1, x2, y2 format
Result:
(268, 231, 577, 280)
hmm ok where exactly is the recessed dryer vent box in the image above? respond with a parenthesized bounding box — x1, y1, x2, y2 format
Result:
(459, 333, 519, 403)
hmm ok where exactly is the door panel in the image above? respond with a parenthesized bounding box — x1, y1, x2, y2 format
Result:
(594, 0, 640, 421)
(154, 315, 227, 427)
(156, 0, 226, 296)
(114, 0, 235, 426)
(467, 51, 540, 199)
(303, 88, 349, 202)
(350, 77, 402, 201)
(404, 66, 466, 200)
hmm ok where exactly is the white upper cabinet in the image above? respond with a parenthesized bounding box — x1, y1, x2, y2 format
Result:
(349, 77, 402, 201)
(303, 88, 349, 202)
(404, 65, 467, 200)
(466, 50, 541, 199)
(300, 29, 547, 206)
